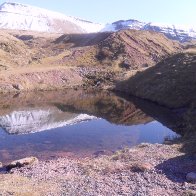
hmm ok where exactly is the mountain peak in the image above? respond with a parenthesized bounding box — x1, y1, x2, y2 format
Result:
(0, 1, 104, 33)
(0, 1, 69, 18)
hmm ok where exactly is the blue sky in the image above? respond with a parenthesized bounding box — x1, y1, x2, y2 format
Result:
(2, 0, 196, 25)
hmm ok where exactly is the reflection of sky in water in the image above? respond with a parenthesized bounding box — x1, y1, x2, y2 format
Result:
(0, 118, 177, 163)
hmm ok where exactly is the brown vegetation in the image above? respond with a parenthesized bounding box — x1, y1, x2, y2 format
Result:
(0, 29, 182, 92)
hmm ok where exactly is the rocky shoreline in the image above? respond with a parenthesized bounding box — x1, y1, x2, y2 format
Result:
(0, 143, 196, 195)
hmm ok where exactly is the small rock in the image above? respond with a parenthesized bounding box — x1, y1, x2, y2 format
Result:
(0, 162, 2, 168)
(6, 157, 39, 170)
(131, 162, 153, 172)
(93, 150, 113, 157)
(186, 172, 196, 183)
(12, 84, 23, 90)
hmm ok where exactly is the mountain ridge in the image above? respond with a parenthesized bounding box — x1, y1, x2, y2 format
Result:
(103, 19, 196, 42)
(0, 2, 104, 33)
(0, 2, 195, 42)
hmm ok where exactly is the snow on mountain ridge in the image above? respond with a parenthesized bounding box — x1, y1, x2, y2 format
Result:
(144, 22, 196, 42)
(102, 19, 146, 32)
(0, 2, 195, 42)
(103, 19, 196, 42)
(0, 2, 104, 33)
(147, 22, 196, 30)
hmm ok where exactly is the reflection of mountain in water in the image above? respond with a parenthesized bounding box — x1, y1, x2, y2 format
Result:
(0, 89, 194, 136)
(52, 91, 153, 126)
(0, 108, 96, 135)
(0, 90, 153, 135)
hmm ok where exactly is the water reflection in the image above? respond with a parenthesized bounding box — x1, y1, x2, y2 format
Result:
(0, 90, 180, 163)
(0, 109, 96, 135)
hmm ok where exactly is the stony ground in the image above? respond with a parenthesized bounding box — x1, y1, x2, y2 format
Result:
(1, 143, 196, 196)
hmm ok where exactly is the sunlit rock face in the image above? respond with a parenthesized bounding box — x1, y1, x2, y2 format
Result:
(0, 108, 96, 135)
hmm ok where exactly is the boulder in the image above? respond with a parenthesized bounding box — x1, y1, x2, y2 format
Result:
(6, 157, 38, 170)
(186, 172, 196, 183)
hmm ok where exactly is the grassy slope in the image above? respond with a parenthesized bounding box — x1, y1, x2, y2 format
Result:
(117, 49, 196, 109)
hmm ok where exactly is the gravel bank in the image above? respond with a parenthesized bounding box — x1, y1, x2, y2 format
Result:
(1, 143, 196, 195)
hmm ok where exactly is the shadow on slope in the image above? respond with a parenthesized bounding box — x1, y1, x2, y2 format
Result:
(116, 51, 196, 108)
(53, 32, 112, 48)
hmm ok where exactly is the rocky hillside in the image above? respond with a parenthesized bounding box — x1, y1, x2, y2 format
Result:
(96, 30, 181, 68)
(116, 47, 196, 109)
(0, 29, 181, 92)
(49, 29, 181, 69)
(0, 31, 32, 70)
